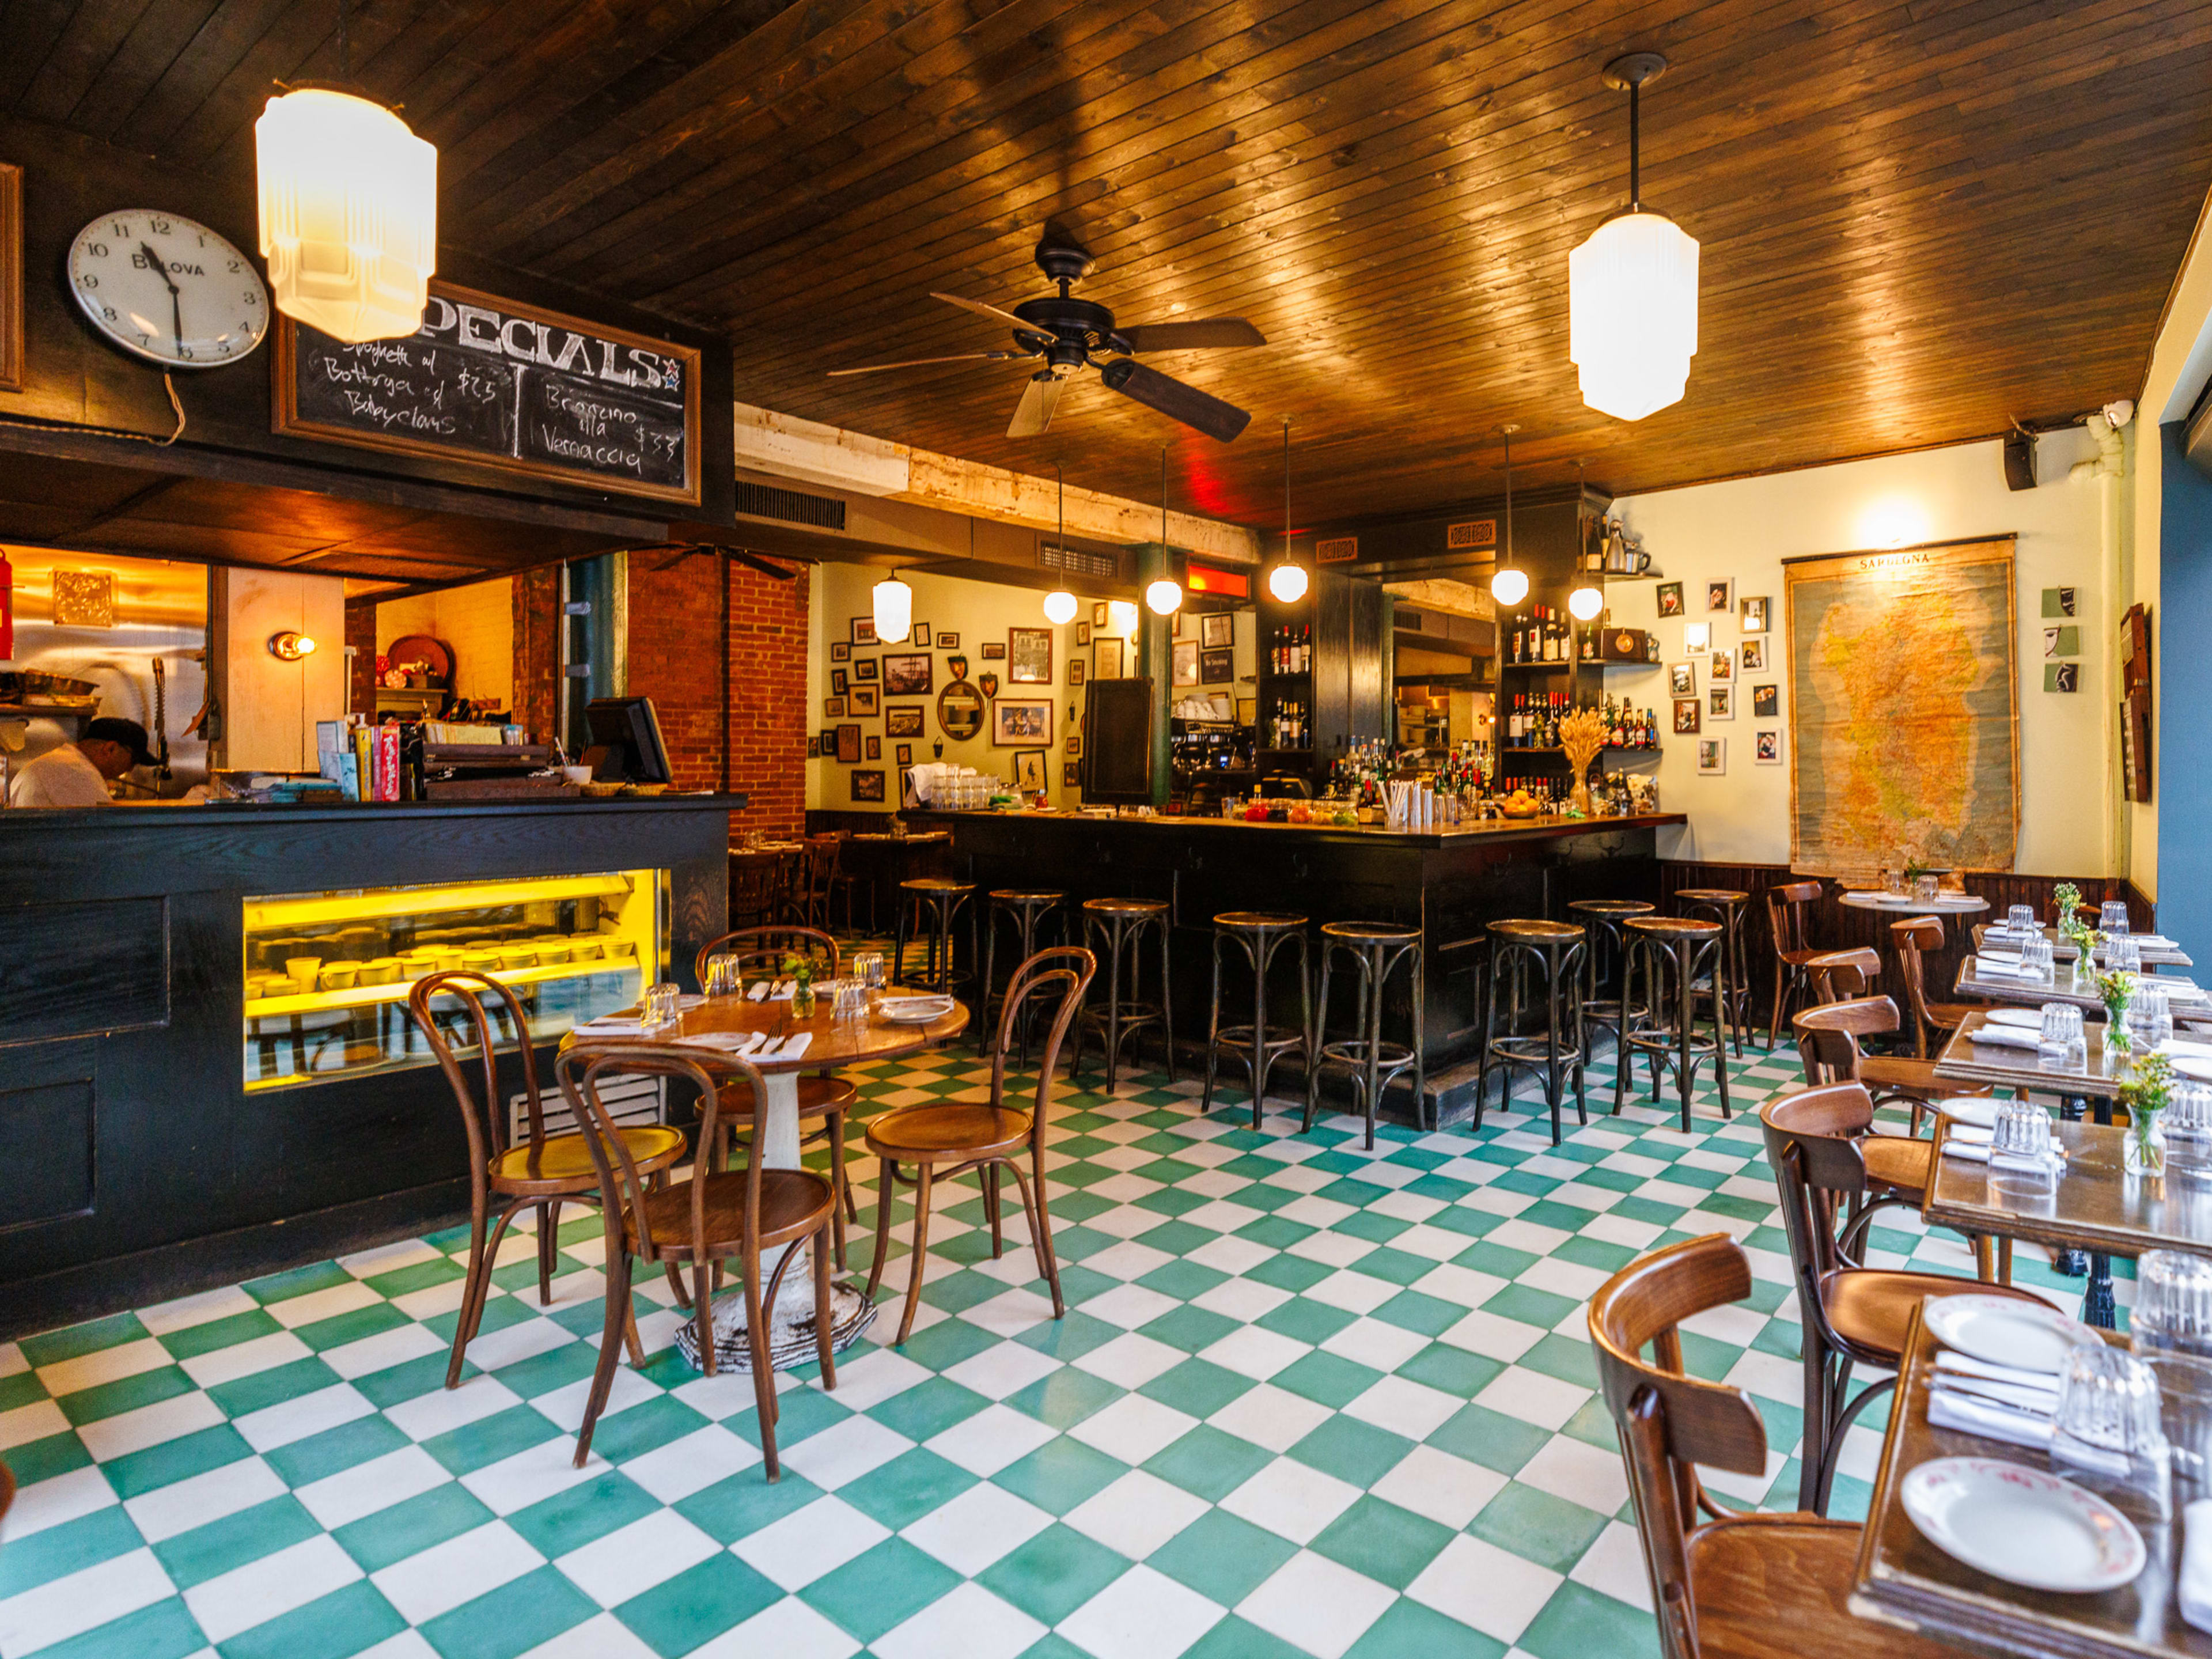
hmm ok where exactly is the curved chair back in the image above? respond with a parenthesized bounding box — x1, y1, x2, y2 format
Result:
(1587, 1234, 1770, 1659)
(1805, 946, 1880, 1004)
(993, 946, 1096, 1148)
(1889, 916, 1945, 1057)
(1766, 880, 1823, 962)
(695, 925, 840, 987)
(1759, 1082, 1876, 1298)
(410, 969, 543, 1177)
(1793, 994, 1899, 1086)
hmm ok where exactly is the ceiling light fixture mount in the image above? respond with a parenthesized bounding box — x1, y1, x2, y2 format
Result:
(1570, 51, 1699, 422)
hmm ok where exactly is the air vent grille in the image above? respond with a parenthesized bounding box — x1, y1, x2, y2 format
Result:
(733, 481, 846, 530)
(1040, 542, 1119, 579)
(1446, 519, 1497, 550)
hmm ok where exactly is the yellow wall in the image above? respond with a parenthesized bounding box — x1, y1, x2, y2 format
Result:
(376, 577, 514, 711)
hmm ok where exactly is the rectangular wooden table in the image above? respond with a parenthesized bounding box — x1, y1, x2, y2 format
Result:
(1976, 923, 2195, 970)
(1956, 957, 2209, 1014)
(1851, 1301, 2212, 1659)
(1926, 1116, 2212, 1264)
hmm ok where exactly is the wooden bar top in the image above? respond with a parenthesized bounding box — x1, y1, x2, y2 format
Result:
(914, 806, 1685, 849)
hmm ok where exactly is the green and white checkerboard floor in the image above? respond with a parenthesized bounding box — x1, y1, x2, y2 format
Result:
(0, 1037, 2112, 1659)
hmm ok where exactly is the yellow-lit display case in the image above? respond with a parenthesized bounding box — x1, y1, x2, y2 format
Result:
(242, 870, 663, 1090)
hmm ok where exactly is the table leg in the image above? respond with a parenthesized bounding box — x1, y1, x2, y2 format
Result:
(2079, 1093, 2117, 1329)
(2051, 1093, 2089, 1280)
(674, 1070, 878, 1373)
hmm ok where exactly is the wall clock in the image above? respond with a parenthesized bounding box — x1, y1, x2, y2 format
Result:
(67, 210, 269, 369)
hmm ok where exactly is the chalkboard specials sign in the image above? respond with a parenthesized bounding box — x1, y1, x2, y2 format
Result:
(273, 281, 700, 505)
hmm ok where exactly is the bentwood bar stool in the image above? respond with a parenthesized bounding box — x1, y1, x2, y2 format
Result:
(1621, 914, 1734, 1132)
(1202, 911, 1313, 1130)
(1674, 887, 1752, 1056)
(1305, 920, 1425, 1149)
(1070, 896, 1175, 1089)
(978, 889, 1066, 1057)
(1476, 918, 1587, 1144)
(893, 877, 978, 995)
(1566, 898, 1652, 1075)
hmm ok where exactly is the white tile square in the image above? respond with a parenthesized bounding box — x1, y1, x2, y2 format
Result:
(1197, 1325, 1309, 1382)
(619, 1424, 762, 1503)
(233, 1382, 374, 1453)
(0, 1465, 116, 1540)
(1410, 1263, 1509, 1309)
(1079, 1282, 1182, 1330)
(1370, 1444, 1506, 1530)
(1342, 1374, 1461, 1442)
(36, 1336, 175, 1398)
(385, 1376, 522, 1442)
(187, 1533, 365, 1644)
(321, 1322, 448, 1382)
(901, 1481, 1051, 1574)
(960, 1287, 1060, 1339)
(1319, 1318, 1429, 1374)
(1567, 1519, 1656, 1612)
(1283, 1230, 1371, 1268)
(925, 1403, 1056, 1477)
(296, 1445, 453, 1531)
(1191, 1277, 1291, 1323)
(1064, 1468, 1209, 1559)
(688, 1596, 859, 1659)
(1206, 1384, 1332, 1455)
(735, 1496, 892, 1591)
(1407, 1533, 1562, 1643)
(1184, 1236, 1278, 1278)
(514, 1611, 661, 1658)
(462, 1435, 607, 1515)
(373, 1520, 543, 1624)
(265, 1281, 384, 1330)
(1058, 1563, 1224, 1659)
(0, 1547, 175, 1654)
(1071, 1331, 1184, 1391)
(1069, 1394, 1199, 1467)
(460, 1316, 577, 1373)
(139, 1285, 260, 1337)
(1472, 1366, 1590, 1433)
(80, 1391, 225, 1463)
(0, 1399, 69, 1453)
(1435, 1309, 1543, 1364)
(803, 1348, 926, 1416)
(779, 1414, 913, 1490)
(942, 1341, 1062, 1402)
(1236, 1550, 1394, 1659)
(1516, 1434, 1630, 1517)
(122, 1455, 286, 1544)
(556, 1509, 721, 1607)
(1219, 1456, 1360, 1544)
(874, 1581, 1045, 1659)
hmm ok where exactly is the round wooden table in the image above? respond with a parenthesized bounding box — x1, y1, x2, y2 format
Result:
(566, 987, 969, 1370)
(1836, 888, 1990, 918)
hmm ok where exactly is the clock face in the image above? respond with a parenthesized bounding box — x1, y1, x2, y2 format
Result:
(67, 210, 269, 369)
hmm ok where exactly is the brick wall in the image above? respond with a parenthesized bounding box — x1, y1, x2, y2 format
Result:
(512, 566, 560, 746)
(343, 599, 376, 714)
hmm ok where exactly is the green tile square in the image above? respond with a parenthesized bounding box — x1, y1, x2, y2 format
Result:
(1, 1430, 91, 1488)
(155, 1308, 283, 1363)
(1480, 1283, 1578, 1330)
(1309, 1495, 1453, 1590)
(1147, 1507, 1297, 1605)
(869, 1376, 991, 1442)
(487, 1340, 599, 1400)
(1015, 1308, 1125, 1362)
(244, 1260, 355, 1306)
(336, 1480, 492, 1573)
(584, 1395, 711, 1464)
(895, 1315, 1002, 1372)
(1005, 1365, 1120, 1430)
(1396, 1343, 1505, 1399)
(1271, 1350, 1382, 1410)
(354, 1352, 456, 1409)
(1142, 1423, 1274, 1502)
(1335, 1210, 1410, 1245)
(977, 1522, 1131, 1624)
(676, 1471, 825, 1544)
(19, 1312, 148, 1369)
(206, 1357, 343, 1419)
(1517, 1580, 1661, 1659)
(55, 1365, 195, 1427)
(1139, 1358, 1254, 1421)
(1288, 1416, 1414, 1488)
(1469, 1480, 1608, 1573)
(800, 1537, 963, 1644)
(419, 1402, 562, 1476)
(1555, 1234, 1637, 1274)
(1237, 1216, 1318, 1252)
(153, 1493, 321, 1590)
(362, 1256, 468, 1300)
(1135, 1219, 1218, 1257)
(1256, 1297, 1354, 1346)
(293, 1302, 411, 1354)
(421, 1563, 600, 1659)
(1370, 1290, 1463, 1338)
(991, 1437, 1126, 1514)
(0, 1369, 44, 1413)
(1426, 1403, 1550, 1474)
(264, 1414, 410, 1488)
(1346, 1595, 1508, 1659)
(615, 1552, 783, 1657)
(99, 1423, 252, 1499)
(1350, 1248, 1433, 1288)
(0, 1508, 144, 1600)
(1137, 1258, 1230, 1302)
(507, 1471, 658, 1560)
(1517, 1333, 1600, 1390)
(839, 1447, 977, 1531)
(31, 1598, 210, 1659)
(1138, 1304, 1241, 1355)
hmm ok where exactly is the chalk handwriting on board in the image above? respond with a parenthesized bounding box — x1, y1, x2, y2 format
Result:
(275, 283, 699, 503)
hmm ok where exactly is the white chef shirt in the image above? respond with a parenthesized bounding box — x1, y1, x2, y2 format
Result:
(7, 743, 115, 808)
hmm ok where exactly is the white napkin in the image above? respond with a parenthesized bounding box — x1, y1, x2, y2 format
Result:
(2181, 1499, 2212, 1634)
(1929, 1387, 2054, 1450)
(1971, 957, 2035, 981)
(1979, 948, 2023, 963)
(768, 980, 795, 1001)
(1968, 1025, 2043, 1050)
(573, 1017, 654, 1036)
(747, 981, 770, 1001)
(777, 1032, 813, 1060)
(1942, 1137, 2065, 1164)
(1936, 1350, 2063, 1393)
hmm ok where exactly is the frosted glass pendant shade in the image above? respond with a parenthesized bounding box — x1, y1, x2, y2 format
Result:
(256, 88, 437, 342)
(1568, 585, 1604, 620)
(1267, 560, 1308, 603)
(1043, 590, 1078, 625)
(1145, 578, 1183, 616)
(1569, 210, 1699, 421)
(1490, 566, 1529, 607)
(873, 575, 913, 643)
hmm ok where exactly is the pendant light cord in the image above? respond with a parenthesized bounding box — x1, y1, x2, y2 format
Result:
(1627, 79, 1640, 210)
(1160, 446, 1168, 546)
(1282, 418, 1291, 558)
(1503, 427, 1514, 566)
(1052, 460, 1063, 547)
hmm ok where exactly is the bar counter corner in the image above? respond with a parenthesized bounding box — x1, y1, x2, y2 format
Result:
(912, 805, 1687, 1126)
(0, 794, 741, 1339)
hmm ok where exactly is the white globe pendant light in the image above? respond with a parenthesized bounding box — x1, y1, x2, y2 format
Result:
(1265, 418, 1309, 604)
(1569, 54, 1698, 422)
(873, 573, 913, 643)
(1145, 577, 1183, 616)
(1490, 425, 1528, 607)
(256, 80, 436, 343)
(1568, 585, 1604, 621)
(1043, 590, 1078, 625)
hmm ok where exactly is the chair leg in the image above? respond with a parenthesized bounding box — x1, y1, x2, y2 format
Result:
(573, 1247, 633, 1468)
(1797, 1342, 1830, 1512)
(1202, 933, 1224, 1114)
(537, 1200, 560, 1305)
(896, 1162, 936, 1347)
(1005, 1156, 1064, 1319)
(692, 1266, 717, 1378)
(984, 1164, 1003, 1259)
(865, 1157, 897, 1305)
(449, 1199, 525, 1390)
(812, 1222, 839, 1391)
(1768, 957, 1787, 1050)
(447, 1200, 493, 1390)
(1303, 945, 1332, 1134)
(823, 1107, 849, 1270)
(741, 1251, 781, 1482)
(1159, 914, 1176, 1085)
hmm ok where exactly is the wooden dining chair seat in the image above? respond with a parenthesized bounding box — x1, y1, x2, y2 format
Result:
(490, 1124, 687, 1194)
(1819, 1267, 2001, 1360)
(865, 1100, 1031, 1161)
(1681, 1517, 1960, 1659)
(1857, 1131, 1933, 1194)
(626, 1168, 834, 1262)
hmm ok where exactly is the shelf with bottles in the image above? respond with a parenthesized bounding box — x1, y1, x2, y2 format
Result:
(1260, 619, 1316, 678)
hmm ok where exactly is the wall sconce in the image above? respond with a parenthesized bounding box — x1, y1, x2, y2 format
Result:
(268, 630, 317, 661)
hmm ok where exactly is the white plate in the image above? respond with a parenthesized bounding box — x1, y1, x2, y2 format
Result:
(1935, 1097, 2000, 1129)
(1926, 1295, 2101, 1374)
(1901, 1457, 2145, 1593)
(1983, 1007, 2042, 1029)
(876, 995, 955, 1024)
(2176, 1056, 2212, 1082)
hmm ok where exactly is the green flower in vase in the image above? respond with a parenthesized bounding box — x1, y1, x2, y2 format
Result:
(2095, 968, 2137, 1050)
(783, 952, 817, 1017)
(2121, 1050, 2174, 1176)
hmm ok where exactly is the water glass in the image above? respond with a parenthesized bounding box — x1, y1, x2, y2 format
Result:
(2166, 1087, 2212, 1183)
(703, 954, 743, 998)
(1883, 867, 1906, 896)
(2107, 934, 2145, 975)
(1988, 1096, 2058, 1195)
(854, 950, 886, 988)
(2051, 1342, 2171, 1497)
(1915, 872, 1941, 902)
(2129, 984, 2174, 1049)
(2102, 900, 2133, 937)
(643, 981, 682, 1028)
(2020, 934, 2055, 982)
(2131, 1257, 2212, 1483)
(2039, 1002, 2086, 1067)
(2008, 903, 2039, 934)
(830, 978, 867, 1019)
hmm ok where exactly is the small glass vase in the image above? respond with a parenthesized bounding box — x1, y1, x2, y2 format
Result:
(791, 982, 817, 1019)
(2106, 1007, 2137, 1055)
(2128, 1111, 2168, 1178)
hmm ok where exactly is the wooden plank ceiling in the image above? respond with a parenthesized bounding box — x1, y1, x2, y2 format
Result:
(7, 0, 2210, 527)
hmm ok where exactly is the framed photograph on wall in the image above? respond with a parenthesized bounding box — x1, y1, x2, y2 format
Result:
(1740, 638, 1766, 673)
(1740, 596, 1770, 633)
(831, 669, 848, 695)
(895, 743, 913, 767)
(1095, 638, 1124, 680)
(824, 696, 846, 718)
(836, 724, 862, 763)
(1668, 661, 1697, 697)
(854, 657, 878, 681)
(1172, 639, 1200, 685)
(806, 736, 819, 758)
(1013, 750, 1047, 793)
(850, 685, 880, 715)
(991, 698, 1053, 746)
(852, 616, 877, 646)
(1093, 601, 1109, 627)
(937, 632, 959, 650)
(831, 641, 850, 662)
(1068, 660, 1085, 686)
(887, 704, 924, 737)
(980, 641, 1006, 660)
(1751, 683, 1779, 719)
(882, 653, 933, 696)
(1708, 649, 1733, 683)
(1200, 647, 1233, 684)
(1709, 685, 1734, 720)
(851, 769, 885, 802)
(1238, 696, 1255, 725)
(1673, 698, 1702, 735)
(1077, 621, 1092, 646)
(911, 624, 931, 649)
(866, 735, 882, 760)
(1656, 582, 1685, 618)
(1706, 578, 1734, 613)
(1007, 627, 1054, 684)
(1064, 762, 1080, 786)
(818, 729, 835, 753)
(1202, 612, 1234, 649)
(1755, 730, 1783, 765)
(1697, 738, 1726, 774)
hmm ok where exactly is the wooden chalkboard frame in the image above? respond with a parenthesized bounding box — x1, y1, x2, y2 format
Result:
(272, 279, 701, 506)
(0, 163, 22, 393)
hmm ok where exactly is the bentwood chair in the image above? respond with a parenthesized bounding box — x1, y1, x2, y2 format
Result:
(1588, 1233, 1962, 1659)
(1760, 1085, 2046, 1514)
(558, 1047, 839, 1477)
(692, 926, 858, 1262)
(1804, 946, 1881, 1005)
(865, 947, 1094, 1346)
(1763, 880, 1826, 1048)
(1793, 994, 1986, 1137)
(1889, 916, 1976, 1058)
(410, 971, 686, 1391)
(783, 836, 844, 929)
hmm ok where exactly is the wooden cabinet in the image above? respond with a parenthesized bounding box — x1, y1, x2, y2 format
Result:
(1255, 569, 1386, 783)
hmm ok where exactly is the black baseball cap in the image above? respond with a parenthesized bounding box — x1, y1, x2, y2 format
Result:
(85, 717, 155, 768)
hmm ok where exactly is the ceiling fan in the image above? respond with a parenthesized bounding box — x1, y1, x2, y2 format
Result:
(828, 232, 1265, 443)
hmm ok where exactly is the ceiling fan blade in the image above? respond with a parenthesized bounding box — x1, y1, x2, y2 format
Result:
(1007, 373, 1063, 438)
(932, 292, 1048, 335)
(1100, 358, 1251, 442)
(828, 350, 1016, 377)
(1117, 318, 1266, 352)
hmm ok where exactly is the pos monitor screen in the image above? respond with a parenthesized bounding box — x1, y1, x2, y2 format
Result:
(582, 698, 673, 784)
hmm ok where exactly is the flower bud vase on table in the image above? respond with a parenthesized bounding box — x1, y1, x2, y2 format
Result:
(785, 953, 817, 1018)
(2098, 969, 2138, 1055)
(2122, 1051, 2173, 1179)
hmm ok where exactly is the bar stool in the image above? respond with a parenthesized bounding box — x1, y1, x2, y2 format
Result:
(893, 877, 977, 994)
(1567, 897, 1652, 1084)
(979, 889, 1066, 1057)
(1203, 911, 1314, 1130)
(1305, 921, 1425, 1149)
(1621, 914, 1734, 1132)
(1070, 897, 1174, 1089)
(1675, 887, 1752, 1056)
(1476, 919, 1587, 1145)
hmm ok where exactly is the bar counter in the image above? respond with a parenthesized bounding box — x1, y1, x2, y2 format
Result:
(914, 806, 1687, 1123)
(0, 795, 739, 1336)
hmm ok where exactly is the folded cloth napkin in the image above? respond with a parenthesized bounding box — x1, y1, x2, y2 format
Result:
(1968, 1025, 2044, 1050)
(1936, 1350, 2063, 1393)
(747, 981, 770, 1002)
(1972, 959, 2035, 981)
(1930, 1371, 2062, 1415)
(573, 1017, 656, 1037)
(1942, 1137, 2066, 1164)
(2181, 1500, 2212, 1634)
(1929, 1387, 2054, 1450)
(768, 980, 794, 1000)
(777, 1032, 813, 1060)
